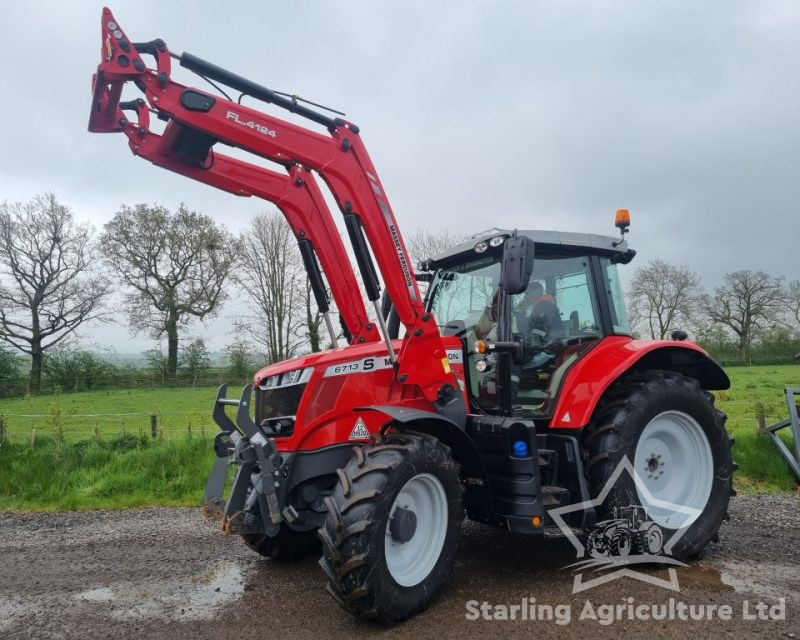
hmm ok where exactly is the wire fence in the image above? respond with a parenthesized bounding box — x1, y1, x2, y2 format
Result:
(0, 409, 219, 445)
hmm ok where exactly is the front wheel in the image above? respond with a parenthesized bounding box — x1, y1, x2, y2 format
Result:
(319, 432, 463, 624)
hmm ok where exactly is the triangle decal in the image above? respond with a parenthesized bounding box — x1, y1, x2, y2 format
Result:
(349, 417, 370, 440)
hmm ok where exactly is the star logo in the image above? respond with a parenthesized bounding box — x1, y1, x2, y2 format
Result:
(549, 455, 700, 593)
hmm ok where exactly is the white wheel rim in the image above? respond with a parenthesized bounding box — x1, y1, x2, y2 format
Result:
(384, 473, 448, 587)
(634, 410, 713, 530)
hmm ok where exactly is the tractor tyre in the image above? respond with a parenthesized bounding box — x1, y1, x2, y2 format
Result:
(242, 525, 321, 561)
(609, 529, 632, 557)
(583, 370, 736, 560)
(640, 522, 664, 555)
(319, 432, 463, 624)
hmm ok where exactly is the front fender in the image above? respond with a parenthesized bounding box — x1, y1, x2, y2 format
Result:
(549, 336, 729, 429)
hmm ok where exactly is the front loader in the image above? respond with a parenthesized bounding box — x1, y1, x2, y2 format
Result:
(89, 8, 736, 624)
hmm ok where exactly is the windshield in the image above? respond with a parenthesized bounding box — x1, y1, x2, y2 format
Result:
(427, 255, 502, 338)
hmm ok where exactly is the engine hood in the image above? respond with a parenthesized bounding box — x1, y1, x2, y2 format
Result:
(252, 340, 401, 387)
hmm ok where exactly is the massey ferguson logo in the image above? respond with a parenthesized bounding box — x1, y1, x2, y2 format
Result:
(226, 111, 277, 138)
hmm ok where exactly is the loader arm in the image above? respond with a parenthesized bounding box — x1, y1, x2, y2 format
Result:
(89, 7, 456, 401)
(113, 99, 378, 345)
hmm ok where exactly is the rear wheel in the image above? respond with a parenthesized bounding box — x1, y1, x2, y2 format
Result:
(242, 525, 320, 561)
(583, 370, 736, 560)
(319, 432, 463, 624)
(640, 522, 664, 555)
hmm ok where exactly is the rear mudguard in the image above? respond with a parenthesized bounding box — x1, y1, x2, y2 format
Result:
(359, 406, 494, 516)
(549, 336, 730, 429)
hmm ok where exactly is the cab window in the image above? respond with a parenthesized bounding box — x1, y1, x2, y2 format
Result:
(506, 255, 601, 416)
(600, 257, 632, 335)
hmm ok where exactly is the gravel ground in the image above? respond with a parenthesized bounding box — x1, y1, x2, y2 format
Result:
(1, 495, 798, 639)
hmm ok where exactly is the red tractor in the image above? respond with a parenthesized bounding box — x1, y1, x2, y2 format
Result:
(88, 9, 736, 624)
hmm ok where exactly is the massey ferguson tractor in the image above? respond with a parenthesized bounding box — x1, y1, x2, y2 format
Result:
(88, 8, 736, 624)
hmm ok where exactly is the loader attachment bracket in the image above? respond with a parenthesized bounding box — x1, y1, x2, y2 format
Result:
(204, 383, 283, 533)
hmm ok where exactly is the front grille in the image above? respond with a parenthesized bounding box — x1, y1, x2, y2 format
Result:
(256, 384, 306, 423)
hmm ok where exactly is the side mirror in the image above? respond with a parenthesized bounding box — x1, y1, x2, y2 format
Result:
(501, 234, 534, 295)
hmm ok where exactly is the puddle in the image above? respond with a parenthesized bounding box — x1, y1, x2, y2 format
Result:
(675, 564, 732, 591)
(184, 563, 249, 614)
(678, 561, 800, 602)
(0, 597, 26, 632)
(72, 560, 249, 621)
(718, 561, 800, 602)
(76, 587, 114, 602)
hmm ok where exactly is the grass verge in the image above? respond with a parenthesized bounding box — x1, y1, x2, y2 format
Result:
(0, 434, 215, 511)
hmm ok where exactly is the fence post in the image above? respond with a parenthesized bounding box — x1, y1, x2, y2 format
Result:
(30, 428, 36, 448)
(151, 413, 158, 439)
(0, 415, 6, 441)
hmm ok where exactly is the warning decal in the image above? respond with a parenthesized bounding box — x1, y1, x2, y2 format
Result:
(349, 417, 371, 440)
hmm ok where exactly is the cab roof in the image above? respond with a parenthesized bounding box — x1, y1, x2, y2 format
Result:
(428, 228, 630, 267)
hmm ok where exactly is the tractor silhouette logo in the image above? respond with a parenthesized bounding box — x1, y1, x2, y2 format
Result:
(549, 456, 701, 593)
(586, 505, 664, 559)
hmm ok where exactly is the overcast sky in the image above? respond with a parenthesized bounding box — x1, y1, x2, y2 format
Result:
(1, 1, 798, 353)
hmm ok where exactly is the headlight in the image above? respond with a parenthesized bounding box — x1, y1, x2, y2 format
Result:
(489, 235, 505, 247)
(474, 241, 488, 253)
(260, 367, 313, 390)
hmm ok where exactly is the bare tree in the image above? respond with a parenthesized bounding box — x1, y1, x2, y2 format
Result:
(237, 211, 304, 363)
(100, 203, 237, 378)
(704, 270, 786, 364)
(405, 228, 459, 301)
(302, 277, 324, 353)
(787, 280, 800, 327)
(0, 193, 109, 392)
(405, 228, 459, 267)
(627, 259, 702, 339)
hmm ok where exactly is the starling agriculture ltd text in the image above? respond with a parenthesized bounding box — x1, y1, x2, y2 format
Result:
(465, 597, 787, 625)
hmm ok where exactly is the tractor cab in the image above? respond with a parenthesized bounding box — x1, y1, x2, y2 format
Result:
(424, 227, 636, 418)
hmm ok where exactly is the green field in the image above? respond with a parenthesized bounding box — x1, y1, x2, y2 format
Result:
(0, 386, 222, 443)
(713, 365, 799, 493)
(0, 365, 797, 510)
